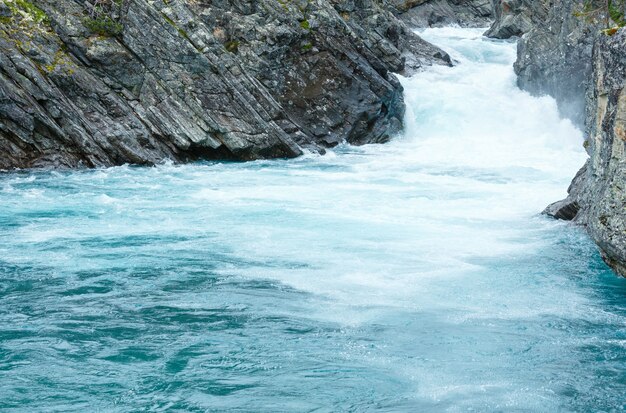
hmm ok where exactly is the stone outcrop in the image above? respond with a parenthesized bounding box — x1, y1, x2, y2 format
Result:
(487, 0, 626, 276)
(0, 0, 450, 169)
(485, 0, 548, 38)
(545, 29, 626, 276)
(486, 0, 602, 126)
(389, 0, 493, 28)
(488, 0, 626, 275)
(514, 0, 602, 127)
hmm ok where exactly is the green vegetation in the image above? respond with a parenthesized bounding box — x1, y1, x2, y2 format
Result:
(15, 0, 47, 23)
(609, 0, 626, 24)
(161, 12, 190, 40)
(42, 49, 75, 75)
(224, 40, 239, 53)
(82, 0, 125, 36)
(161, 11, 205, 53)
(1, 0, 49, 25)
(83, 15, 122, 36)
(300, 19, 310, 30)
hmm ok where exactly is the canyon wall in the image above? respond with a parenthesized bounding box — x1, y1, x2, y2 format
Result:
(487, 0, 626, 275)
(546, 30, 626, 276)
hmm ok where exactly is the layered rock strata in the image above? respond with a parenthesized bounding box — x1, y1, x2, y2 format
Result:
(0, 0, 450, 168)
(390, 0, 493, 28)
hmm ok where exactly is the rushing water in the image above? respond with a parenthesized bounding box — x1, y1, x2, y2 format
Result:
(1, 27, 626, 412)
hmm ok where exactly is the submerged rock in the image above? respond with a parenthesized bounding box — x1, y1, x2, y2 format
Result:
(0, 0, 450, 169)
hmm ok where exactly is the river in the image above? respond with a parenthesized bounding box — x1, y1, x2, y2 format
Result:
(1, 27, 625, 411)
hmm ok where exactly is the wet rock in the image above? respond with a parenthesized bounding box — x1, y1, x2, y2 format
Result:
(576, 30, 626, 276)
(543, 162, 587, 221)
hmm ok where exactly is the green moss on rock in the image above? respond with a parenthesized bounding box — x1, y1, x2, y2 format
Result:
(225, 40, 239, 53)
(83, 16, 123, 36)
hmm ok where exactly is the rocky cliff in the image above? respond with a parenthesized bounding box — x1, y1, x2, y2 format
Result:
(389, 0, 492, 27)
(545, 29, 626, 276)
(0, 0, 451, 169)
(487, 0, 599, 126)
(487, 1, 626, 276)
(485, 0, 547, 39)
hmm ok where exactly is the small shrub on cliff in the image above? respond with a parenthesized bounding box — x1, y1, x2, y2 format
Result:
(15, 0, 47, 23)
(83, 16, 122, 36)
(609, 0, 626, 24)
(82, 0, 125, 36)
(1, 0, 49, 25)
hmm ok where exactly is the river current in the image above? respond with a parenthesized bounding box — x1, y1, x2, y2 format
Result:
(1, 28, 625, 412)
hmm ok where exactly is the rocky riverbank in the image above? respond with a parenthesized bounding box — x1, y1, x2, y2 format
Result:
(1, 0, 458, 169)
(389, 0, 492, 28)
(4, 0, 622, 275)
(486, 0, 626, 276)
(545, 30, 626, 276)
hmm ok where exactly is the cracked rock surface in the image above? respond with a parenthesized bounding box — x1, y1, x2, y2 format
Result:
(0, 0, 450, 168)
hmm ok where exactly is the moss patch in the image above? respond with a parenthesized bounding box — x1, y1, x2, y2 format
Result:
(15, 0, 47, 22)
(1, 0, 49, 25)
(224, 40, 239, 53)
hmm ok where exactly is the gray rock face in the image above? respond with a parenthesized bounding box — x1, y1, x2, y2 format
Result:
(486, 0, 598, 126)
(0, 0, 450, 169)
(545, 29, 626, 276)
(485, 0, 547, 38)
(513, 0, 601, 127)
(389, 0, 493, 27)
(488, 0, 626, 275)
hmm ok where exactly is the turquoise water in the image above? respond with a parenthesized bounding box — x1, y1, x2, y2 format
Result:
(1, 28, 625, 412)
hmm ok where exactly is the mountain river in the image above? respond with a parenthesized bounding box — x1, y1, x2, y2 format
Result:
(1, 27, 625, 412)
